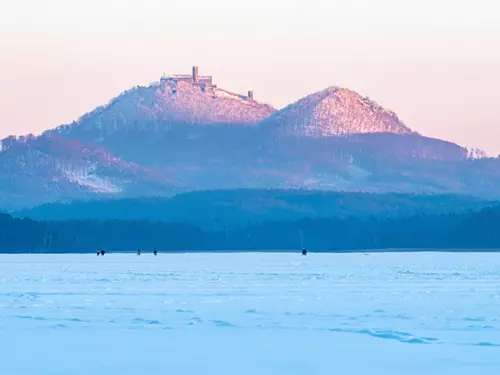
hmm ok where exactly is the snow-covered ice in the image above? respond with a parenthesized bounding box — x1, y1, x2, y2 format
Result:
(1, 252, 500, 375)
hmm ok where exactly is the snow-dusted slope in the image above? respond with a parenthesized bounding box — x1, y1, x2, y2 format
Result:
(0, 134, 175, 208)
(263, 87, 413, 137)
(48, 79, 276, 143)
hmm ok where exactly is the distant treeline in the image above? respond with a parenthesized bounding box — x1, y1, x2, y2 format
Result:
(15, 190, 494, 230)
(2, 206, 500, 253)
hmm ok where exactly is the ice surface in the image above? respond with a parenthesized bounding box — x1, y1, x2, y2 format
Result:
(1, 252, 500, 375)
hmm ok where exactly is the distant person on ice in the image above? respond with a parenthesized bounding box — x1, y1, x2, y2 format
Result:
(101, 249, 105, 256)
(154, 248, 158, 256)
(97, 249, 100, 256)
(137, 249, 141, 256)
(302, 248, 307, 255)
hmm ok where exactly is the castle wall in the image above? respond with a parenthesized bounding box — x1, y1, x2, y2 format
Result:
(162, 67, 252, 100)
(198, 76, 213, 86)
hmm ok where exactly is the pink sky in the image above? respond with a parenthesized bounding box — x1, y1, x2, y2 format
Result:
(1, 0, 499, 154)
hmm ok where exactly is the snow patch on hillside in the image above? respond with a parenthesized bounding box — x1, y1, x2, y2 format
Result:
(64, 170, 121, 193)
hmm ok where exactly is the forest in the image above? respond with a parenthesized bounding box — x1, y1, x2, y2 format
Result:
(2, 205, 500, 253)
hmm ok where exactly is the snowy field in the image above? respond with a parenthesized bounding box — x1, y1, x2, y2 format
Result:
(1, 252, 500, 375)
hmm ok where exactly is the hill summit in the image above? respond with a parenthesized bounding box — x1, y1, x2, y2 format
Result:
(262, 86, 413, 137)
(49, 66, 277, 143)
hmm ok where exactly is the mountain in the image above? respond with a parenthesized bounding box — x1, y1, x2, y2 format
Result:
(261, 87, 413, 137)
(1, 66, 499, 209)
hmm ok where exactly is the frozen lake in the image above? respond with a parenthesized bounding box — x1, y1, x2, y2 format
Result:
(1, 252, 500, 374)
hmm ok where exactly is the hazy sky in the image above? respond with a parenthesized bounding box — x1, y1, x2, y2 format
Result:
(1, 0, 499, 153)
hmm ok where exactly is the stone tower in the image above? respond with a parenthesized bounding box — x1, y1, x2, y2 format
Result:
(192, 66, 199, 83)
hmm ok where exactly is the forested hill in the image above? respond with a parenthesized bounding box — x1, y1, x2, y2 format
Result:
(2, 205, 500, 253)
(16, 190, 493, 229)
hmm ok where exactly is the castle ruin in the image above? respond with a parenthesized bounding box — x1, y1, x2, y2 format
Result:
(161, 66, 254, 101)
